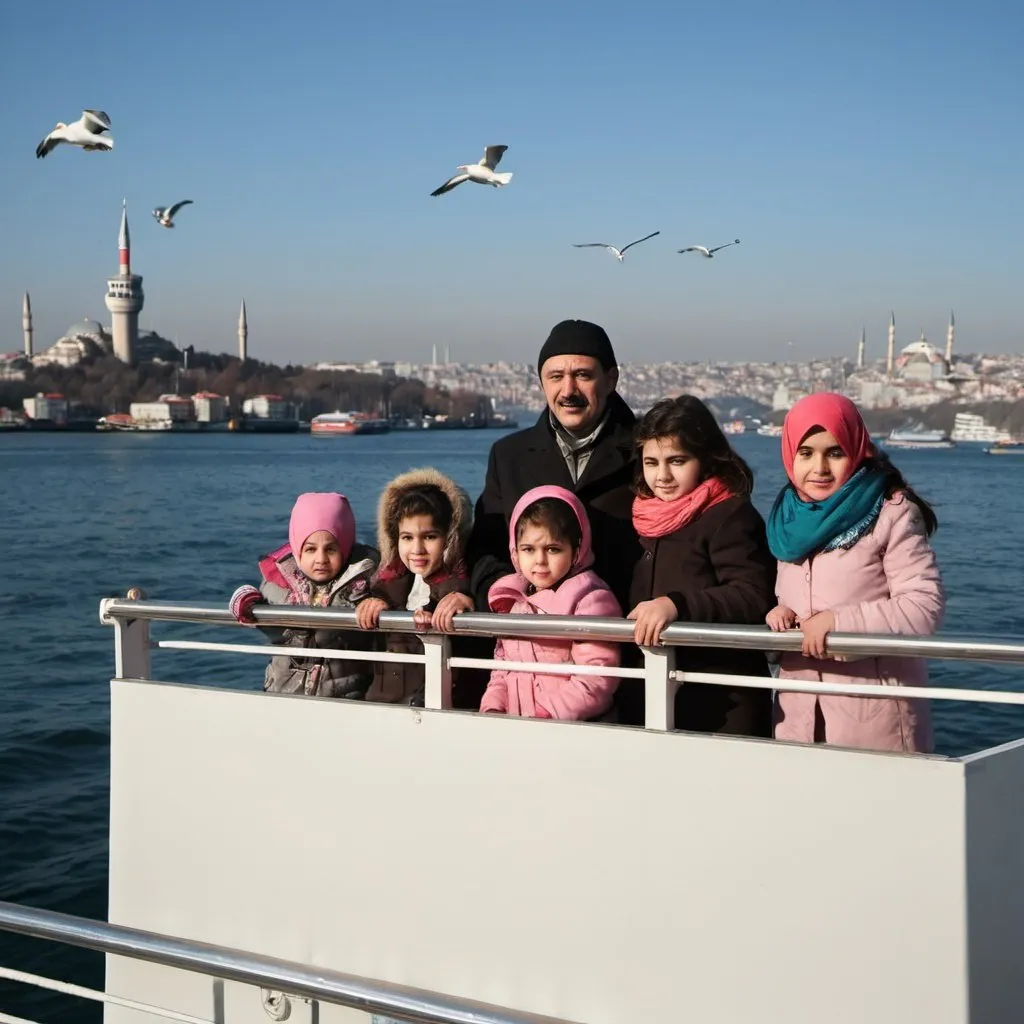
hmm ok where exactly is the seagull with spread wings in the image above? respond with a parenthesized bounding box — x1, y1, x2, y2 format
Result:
(430, 145, 514, 197)
(677, 239, 741, 258)
(152, 200, 194, 229)
(36, 110, 113, 159)
(572, 231, 661, 262)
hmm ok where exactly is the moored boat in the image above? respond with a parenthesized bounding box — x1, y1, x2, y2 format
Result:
(951, 412, 1012, 444)
(311, 412, 391, 435)
(883, 426, 954, 450)
(985, 440, 1024, 456)
(96, 413, 138, 432)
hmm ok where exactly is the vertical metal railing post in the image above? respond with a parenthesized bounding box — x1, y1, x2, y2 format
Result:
(642, 646, 676, 731)
(421, 635, 452, 710)
(99, 588, 152, 681)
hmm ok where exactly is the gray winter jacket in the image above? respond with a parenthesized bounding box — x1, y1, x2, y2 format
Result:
(255, 541, 379, 698)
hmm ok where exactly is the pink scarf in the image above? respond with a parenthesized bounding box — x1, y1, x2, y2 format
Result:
(632, 476, 734, 538)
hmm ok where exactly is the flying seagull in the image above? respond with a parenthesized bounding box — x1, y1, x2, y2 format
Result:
(677, 239, 741, 258)
(152, 200, 194, 228)
(36, 110, 113, 159)
(430, 145, 513, 197)
(572, 231, 660, 262)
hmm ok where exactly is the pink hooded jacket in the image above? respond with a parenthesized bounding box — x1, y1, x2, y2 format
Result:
(773, 395, 944, 753)
(480, 486, 622, 720)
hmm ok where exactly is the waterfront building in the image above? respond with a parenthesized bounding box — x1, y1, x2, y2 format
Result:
(130, 398, 195, 427)
(23, 392, 68, 423)
(193, 392, 230, 423)
(242, 394, 289, 419)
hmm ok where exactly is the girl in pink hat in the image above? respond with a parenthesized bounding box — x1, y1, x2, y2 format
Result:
(228, 492, 380, 698)
(766, 393, 944, 752)
(479, 485, 622, 720)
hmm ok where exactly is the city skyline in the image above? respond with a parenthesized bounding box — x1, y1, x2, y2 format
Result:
(2, 0, 1023, 361)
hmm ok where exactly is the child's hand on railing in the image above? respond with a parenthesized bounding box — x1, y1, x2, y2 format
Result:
(412, 609, 433, 630)
(229, 585, 264, 626)
(797, 610, 836, 660)
(766, 605, 797, 632)
(356, 598, 389, 629)
(431, 592, 474, 633)
(627, 597, 678, 647)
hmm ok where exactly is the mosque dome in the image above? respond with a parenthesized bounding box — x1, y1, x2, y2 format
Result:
(64, 318, 108, 340)
(895, 332, 948, 383)
(900, 339, 940, 359)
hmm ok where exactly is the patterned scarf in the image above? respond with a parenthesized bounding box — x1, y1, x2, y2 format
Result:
(767, 466, 887, 563)
(632, 476, 734, 538)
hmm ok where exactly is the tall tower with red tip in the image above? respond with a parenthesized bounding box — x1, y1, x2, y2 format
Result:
(104, 199, 145, 363)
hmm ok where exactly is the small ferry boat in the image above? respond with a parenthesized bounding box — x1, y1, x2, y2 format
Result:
(756, 423, 783, 437)
(985, 440, 1024, 456)
(722, 419, 745, 435)
(96, 413, 138, 432)
(882, 426, 954, 450)
(310, 412, 391, 435)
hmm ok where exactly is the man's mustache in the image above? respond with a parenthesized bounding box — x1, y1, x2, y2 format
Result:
(558, 396, 588, 409)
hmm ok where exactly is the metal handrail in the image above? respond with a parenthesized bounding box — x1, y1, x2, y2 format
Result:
(0, 901, 572, 1024)
(100, 598, 1024, 665)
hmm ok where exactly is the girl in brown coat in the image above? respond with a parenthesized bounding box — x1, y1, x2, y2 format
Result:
(356, 468, 474, 706)
(627, 396, 776, 736)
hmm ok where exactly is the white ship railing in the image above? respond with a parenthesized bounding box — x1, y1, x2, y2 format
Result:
(96, 594, 1024, 732)
(0, 900, 566, 1024)
(5, 596, 1024, 1024)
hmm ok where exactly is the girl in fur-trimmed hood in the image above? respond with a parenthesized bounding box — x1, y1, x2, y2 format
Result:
(356, 468, 475, 705)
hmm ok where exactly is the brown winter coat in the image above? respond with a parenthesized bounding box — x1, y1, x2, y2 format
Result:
(627, 495, 776, 736)
(364, 468, 474, 706)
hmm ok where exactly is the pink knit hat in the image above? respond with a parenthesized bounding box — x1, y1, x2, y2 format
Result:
(288, 492, 356, 563)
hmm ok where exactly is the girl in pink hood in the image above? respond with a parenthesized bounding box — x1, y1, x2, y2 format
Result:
(480, 486, 622, 720)
(766, 393, 944, 752)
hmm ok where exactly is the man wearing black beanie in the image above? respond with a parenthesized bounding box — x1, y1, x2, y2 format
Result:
(464, 318, 642, 618)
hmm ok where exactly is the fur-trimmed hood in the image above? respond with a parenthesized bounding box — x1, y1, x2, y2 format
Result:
(375, 467, 473, 578)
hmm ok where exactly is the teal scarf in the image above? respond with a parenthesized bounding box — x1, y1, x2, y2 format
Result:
(767, 466, 887, 563)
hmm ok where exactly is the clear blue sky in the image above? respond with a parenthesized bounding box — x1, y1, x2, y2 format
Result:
(2, 0, 1022, 364)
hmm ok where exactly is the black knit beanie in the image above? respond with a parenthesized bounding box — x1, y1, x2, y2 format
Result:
(537, 319, 617, 374)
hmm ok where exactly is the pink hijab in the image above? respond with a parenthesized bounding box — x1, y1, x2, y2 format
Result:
(781, 393, 873, 485)
(288, 492, 356, 563)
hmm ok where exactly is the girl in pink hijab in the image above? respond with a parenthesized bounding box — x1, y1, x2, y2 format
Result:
(228, 492, 380, 698)
(766, 393, 944, 752)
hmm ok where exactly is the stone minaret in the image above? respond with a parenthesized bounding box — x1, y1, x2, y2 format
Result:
(886, 311, 895, 378)
(104, 199, 144, 363)
(238, 300, 248, 361)
(22, 292, 33, 358)
(856, 326, 865, 370)
(945, 310, 955, 364)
